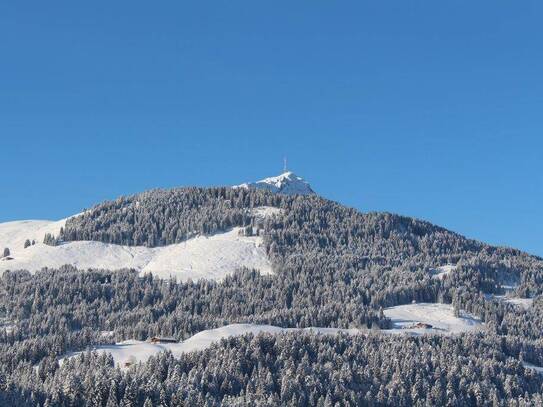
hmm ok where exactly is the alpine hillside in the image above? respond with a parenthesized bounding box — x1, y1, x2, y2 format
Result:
(0, 171, 542, 406)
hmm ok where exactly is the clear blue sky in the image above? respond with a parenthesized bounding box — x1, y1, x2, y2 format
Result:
(1, 2, 541, 256)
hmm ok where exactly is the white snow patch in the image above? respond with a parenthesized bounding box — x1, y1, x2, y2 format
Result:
(0, 218, 70, 254)
(523, 362, 543, 375)
(431, 264, 457, 280)
(384, 303, 482, 334)
(141, 228, 272, 281)
(503, 297, 534, 310)
(0, 221, 272, 281)
(252, 206, 284, 220)
(235, 172, 314, 195)
(501, 284, 518, 292)
(485, 293, 534, 310)
(0, 317, 14, 334)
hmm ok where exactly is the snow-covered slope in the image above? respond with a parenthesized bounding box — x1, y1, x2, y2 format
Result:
(60, 324, 363, 368)
(431, 264, 457, 280)
(503, 297, 534, 310)
(235, 171, 314, 195)
(0, 217, 72, 253)
(60, 307, 483, 368)
(483, 282, 534, 310)
(0, 211, 276, 281)
(384, 303, 482, 334)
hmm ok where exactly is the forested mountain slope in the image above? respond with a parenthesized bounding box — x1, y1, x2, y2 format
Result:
(1, 176, 542, 406)
(59, 186, 543, 297)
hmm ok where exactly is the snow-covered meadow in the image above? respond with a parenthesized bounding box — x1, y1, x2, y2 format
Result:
(60, 324, 361, 368)
(0, 209, 278, 281)
(61, 303, 483, 368)
(383, 303, 482, 334)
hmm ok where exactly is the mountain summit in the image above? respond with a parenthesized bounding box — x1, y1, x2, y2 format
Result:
(235, 171, 315, 195)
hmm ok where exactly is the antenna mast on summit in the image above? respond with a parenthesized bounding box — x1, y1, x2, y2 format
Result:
(283, 157, 288, 173)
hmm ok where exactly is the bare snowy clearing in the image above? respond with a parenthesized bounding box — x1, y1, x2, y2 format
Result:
(0, 317, 14, 334)
(484, 292, 534, 310)
(495, 282, 536, 309)
(523, 362, 543, 375)
(251, 206, 284, 219)
(384, 303, 482, 334)
(0, 217, 272, 281)
(504, 297, 534, 309)
(431, 264, 457, 279)
(0, 218, 70, 253)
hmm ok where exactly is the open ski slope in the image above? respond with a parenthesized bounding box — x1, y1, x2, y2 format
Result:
(0, 210, 277, 281)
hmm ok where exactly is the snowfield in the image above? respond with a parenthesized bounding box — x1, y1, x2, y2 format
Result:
(384, 303, 482, 334)
(0, 217, 72, 253)
(484, 293, 534, 310)
(503, 297, 534, 310)
(431, 264, 457, 279)
(0, 213, 274, 281)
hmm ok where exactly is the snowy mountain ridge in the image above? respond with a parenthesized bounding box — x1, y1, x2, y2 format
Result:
(235, 171, 315, 195)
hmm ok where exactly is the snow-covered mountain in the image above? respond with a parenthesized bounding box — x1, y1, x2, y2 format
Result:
(235, 171, 315, 195)
(0, 170, 315, 279)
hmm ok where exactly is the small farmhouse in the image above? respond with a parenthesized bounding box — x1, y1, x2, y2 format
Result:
(149, 336, 178, 344)
(411, 322, 433, 329)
